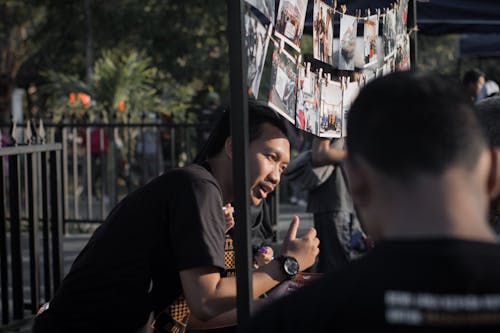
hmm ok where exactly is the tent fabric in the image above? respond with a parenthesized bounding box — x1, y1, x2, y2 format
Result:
(459, 34, 500, 58)
(298, 0, 500, 35)
(417, 0, 500, 35)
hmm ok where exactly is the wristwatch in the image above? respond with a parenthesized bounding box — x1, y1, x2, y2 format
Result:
(276, 255, 299, 280)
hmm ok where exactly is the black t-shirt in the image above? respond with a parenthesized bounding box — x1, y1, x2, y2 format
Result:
(46, 163, 226, 332)
(241, 238, 500, 333)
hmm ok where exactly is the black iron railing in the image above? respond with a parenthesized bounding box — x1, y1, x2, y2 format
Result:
(0, 142, 64, 329)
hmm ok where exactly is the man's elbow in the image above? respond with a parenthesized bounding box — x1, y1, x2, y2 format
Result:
(189, 302, 219, 322)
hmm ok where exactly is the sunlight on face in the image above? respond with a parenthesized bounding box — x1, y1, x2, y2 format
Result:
(248, 123, 290, 205)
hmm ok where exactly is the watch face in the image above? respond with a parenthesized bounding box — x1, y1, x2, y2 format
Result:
(284, 257, 299, 276)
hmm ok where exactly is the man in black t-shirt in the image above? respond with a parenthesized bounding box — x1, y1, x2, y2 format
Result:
(33, 102, 319, 333)
(241, 72, 500, 332)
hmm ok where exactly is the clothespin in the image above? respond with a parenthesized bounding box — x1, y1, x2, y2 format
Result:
(266, 23, 273, 37)
(318, 68, 324, 81)
(325, 73, 331, 86)
(333, 0, 337, 11)
(306, 62, 311, 77)
(356, 9, 361, 21)
(377, 8, 381, 20)
(340, 4, 347, 17)
(297, 54, 302, 65)
(279, 39, 285, 53)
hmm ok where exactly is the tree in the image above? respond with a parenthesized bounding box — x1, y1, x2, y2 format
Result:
(15, 0, 229, 122)
(0, 1, 46, 122)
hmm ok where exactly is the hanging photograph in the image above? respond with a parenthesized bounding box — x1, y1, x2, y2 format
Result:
(338, 14, 358, 71)
(244, 0, 275, 25)
(275, 0, 308, 52)
(363, 14, 379, 67)
(319, 79, 342, 138)
(395, 34, 411, 71)
(313, 0, 335, 65)
(383, 9, 396, 59)
(342, 81, 360, 137)
(396, 0, 408, 36)
(362, 68, 376, 86)
(269, 47, 298, 123)
(245, 9, 271, 98)
(296, 66, 320, 135)
(382, 57, 395, 76)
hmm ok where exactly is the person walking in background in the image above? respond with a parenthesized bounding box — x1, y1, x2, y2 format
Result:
(462, 68, 486, 103)
(241, 72, 500, 332)
(307, 137, 368, 273)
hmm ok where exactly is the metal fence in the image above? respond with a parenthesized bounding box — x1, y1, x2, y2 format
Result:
(2, 119, 209, 233)
(0, 141, 64, 330)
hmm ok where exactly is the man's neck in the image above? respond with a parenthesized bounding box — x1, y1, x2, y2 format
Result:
(206, 157, 233, 204)
(380, 169, 497, 243)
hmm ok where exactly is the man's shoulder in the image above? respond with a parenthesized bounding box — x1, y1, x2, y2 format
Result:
(163, 164, 215, 182)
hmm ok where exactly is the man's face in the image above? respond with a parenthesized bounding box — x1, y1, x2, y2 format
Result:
(469, 76, 485, 99)
(248, 123, 290, 205)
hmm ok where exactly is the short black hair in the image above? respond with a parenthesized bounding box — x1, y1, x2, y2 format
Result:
(347, 71, 486, 180)
(462, 68, 485, 86)
(476, 96, 500, 147)
(194, 100, 289, 162)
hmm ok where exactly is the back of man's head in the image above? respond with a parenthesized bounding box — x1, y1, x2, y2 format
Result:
(476, 96, 500, 147)
(347, 71, 486, 180)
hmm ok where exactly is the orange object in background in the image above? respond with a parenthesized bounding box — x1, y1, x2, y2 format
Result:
(78, 93, 91, 108)
(69, 92, 91, 108)
(69, 92, 76, 104)
(117, 100, 126, 113)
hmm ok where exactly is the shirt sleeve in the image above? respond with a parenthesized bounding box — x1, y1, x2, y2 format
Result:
(169, 178, 226, 271)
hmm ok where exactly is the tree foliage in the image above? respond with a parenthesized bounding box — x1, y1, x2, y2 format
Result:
(14, 0, 229, 123)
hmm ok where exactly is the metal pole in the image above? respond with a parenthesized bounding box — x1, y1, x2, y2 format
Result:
(0, 160, 9, 324)
(27, 152, 41, 313)
(86, 127, 92, 221)
(50, 150, 64, 289)
(408, 0, 418, 69)
(9, 155, 23, 320)
(41, 151, 52, 301)
(227, 0, 253, 325)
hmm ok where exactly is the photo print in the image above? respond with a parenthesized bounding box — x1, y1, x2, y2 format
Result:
(338, 14, 358, 71)
(275, 0, 308, 51)
(342, 81, 360, 137)
(244, 0, 275, 25)
(313, 0, 335, 65)
(395, 33, 410, 71)
(296, 66, 320, 135)
(382, 57, 395, 76)
(363, 14, 379, 67)
(319, 78, 342, 138)
(269, 46, 298, 123)
(383, 9, 396, 59)
(396, 0, 408, 36)
(362, 68, 376, 86)
(245, 8, 271, 98)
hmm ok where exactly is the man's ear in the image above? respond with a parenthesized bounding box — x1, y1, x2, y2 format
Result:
(487, 147, 500, 200)
(344, 156, 371, 208)
(224, 137, 233, 160)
